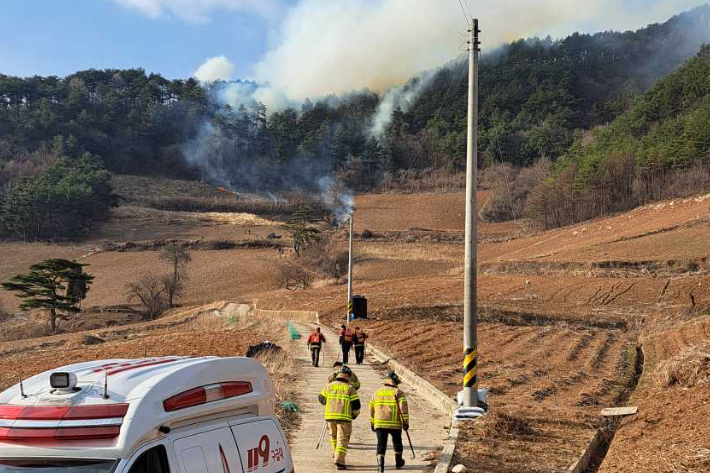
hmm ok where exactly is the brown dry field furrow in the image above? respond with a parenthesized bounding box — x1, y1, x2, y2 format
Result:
(478, 193, 710, 265)
(359, 318, 633, 472)
(0, 324, 263, 393)
(600, 316, 710, 473)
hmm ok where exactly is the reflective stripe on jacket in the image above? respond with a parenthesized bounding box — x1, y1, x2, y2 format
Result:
(328, 370, 361, 391)
(319, 380, 361, 422)
(369, 383, 409, 429)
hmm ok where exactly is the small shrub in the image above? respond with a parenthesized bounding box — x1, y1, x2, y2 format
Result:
(277, 264, 312, 291)
(480, 411, 538, 439)
(657, 341, 710, 388)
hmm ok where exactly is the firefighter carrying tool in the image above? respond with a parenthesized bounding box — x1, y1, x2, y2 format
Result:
(319, 366, 361, 470)
(328, 361, 361, 390)
(307, 327, 327, 367)
(370, 371, 410, 472)
(353, 326, 368, 365)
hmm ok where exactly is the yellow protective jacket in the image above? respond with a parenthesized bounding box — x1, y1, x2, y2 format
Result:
(369, 382, 409, 430)
(327, 370, 361, 391)
(319, 379, 361, 422)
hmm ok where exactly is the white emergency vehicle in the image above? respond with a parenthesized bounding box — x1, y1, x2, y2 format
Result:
(0, 357, 295, 473)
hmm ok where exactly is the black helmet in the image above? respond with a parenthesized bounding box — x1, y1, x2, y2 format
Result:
(386, 371, 402, 385)
(339, 365, 353, 376)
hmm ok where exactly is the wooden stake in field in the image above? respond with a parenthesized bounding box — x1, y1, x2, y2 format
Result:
(462, 18, 481, 408)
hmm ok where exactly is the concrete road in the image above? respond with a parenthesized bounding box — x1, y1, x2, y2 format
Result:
(289, 323, 450, 471)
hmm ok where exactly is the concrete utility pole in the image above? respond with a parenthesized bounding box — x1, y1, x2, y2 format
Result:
(462, 18, 480, 408)
(347, 214, 354, 324)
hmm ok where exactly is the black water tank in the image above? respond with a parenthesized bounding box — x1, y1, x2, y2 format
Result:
(352, 295, 368, 319)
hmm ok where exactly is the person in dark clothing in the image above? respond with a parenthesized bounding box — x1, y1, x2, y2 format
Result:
(370, 371, 409, 471)
(353, 327, 368, 365)
(306, 327, 326, 367)
(339, 325, 353, 365)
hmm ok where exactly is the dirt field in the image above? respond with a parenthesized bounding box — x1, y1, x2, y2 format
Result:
(1, 176, 708, 471)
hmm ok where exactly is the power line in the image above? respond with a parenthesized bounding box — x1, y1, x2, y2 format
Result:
(464, 0, 473, 24)
(456, 0, 471, 25)
(430, 54, 468, 123)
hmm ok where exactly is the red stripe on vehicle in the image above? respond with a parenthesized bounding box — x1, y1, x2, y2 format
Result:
(0, 404, 129, 421)
(105, 358, 180, 376)
(0, 425, 121, 441)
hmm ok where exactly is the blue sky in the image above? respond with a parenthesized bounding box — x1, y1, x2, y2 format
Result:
(0, 0, 291, 79)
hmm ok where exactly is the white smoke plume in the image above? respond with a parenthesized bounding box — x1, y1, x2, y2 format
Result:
(194, 56, 236, 82)
(369, 70, 436, 139)
(253, 0, 704, 102)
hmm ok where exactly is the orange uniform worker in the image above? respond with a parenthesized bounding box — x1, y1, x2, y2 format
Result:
(307, 327, 326, 367)
(353, 327, 368, 365)
(339, 325, 354, 365)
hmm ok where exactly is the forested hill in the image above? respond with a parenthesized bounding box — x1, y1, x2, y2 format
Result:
(0, 5, 709, 194)
(407, 4, 710, 167)
(528, 44, 710, 229)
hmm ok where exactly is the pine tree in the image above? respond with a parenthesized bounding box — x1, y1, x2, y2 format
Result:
(2, 259, 94, 332)
(282, 206, 321, 256)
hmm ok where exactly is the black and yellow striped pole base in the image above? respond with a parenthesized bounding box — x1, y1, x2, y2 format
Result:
(455, 346, 485, 420)
(346, 301, 352, 322)
(463, 347, 477, 388)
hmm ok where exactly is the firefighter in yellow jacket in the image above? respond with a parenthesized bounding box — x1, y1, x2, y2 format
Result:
(319, 365, 361, 470)
(328, 361, 361, 390)
(370, 371, 409, 471)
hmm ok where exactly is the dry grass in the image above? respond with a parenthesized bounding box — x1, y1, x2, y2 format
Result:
(225, 313, 302, 436)
(479, 411, 539, 439)
(669, 448, 710, 473)
(112, 205, 278, 226)
(360, 241, 462, 263)
(656, 341, 710, 388)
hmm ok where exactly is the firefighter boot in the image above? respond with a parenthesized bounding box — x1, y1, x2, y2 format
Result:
(377, 455, 385, 472)
(395, 453, 405, 469)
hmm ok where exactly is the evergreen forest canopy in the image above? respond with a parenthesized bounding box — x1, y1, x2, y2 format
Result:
(1, 4, 709, 239)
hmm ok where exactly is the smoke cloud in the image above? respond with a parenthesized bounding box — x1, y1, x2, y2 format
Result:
(368, 70, 436, 139)
(253, 0, 705, 102)
(182, 110, 355, 220)
(194, 56, 236, 82)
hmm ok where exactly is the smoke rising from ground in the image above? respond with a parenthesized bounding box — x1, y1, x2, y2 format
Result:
(181, 0, 708, 219)
(182, 111, 354, 220)
(194, 56, 236, 82)
(368, 70, 436, 139)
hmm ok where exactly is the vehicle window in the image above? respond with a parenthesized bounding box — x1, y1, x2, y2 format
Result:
(0, 459, 117, 472)
(127, 446, 171, 473)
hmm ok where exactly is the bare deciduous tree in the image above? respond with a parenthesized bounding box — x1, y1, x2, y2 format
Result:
(125, 274, 167, 320)
(159, 244, 192, 307)
(277, 264, 312, 291)
(160, 273, 185, 308)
